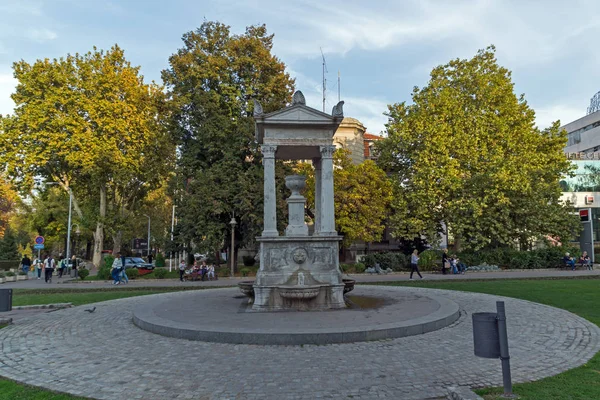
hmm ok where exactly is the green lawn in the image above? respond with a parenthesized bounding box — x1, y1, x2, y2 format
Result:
(0, 379, 86, 400)
(378, 278, 600, 400)
(2, 278, 600, 399)
(11, 286, 214, 307)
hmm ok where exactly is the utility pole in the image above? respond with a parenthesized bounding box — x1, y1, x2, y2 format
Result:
(321, 47, 327, 113)
(143, 215, 151, 258)
(170, 205, 175, 272)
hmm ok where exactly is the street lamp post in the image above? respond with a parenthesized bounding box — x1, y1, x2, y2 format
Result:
(229, 215, 237, 278)
(143, 214, 151, 258)
(170, 205, 176, 272)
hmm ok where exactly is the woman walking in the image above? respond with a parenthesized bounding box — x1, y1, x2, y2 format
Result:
(410, 249, 423, 280)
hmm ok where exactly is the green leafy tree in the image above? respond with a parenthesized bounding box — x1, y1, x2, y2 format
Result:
(162, 22, 295, 259)
(0, 45, 173, 266)
(297, 149, 393, 246)
(377, 46, 579, 250)
(0, 226, 19, 260)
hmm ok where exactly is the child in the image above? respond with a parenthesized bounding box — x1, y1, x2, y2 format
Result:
(450, 255, 458, 274)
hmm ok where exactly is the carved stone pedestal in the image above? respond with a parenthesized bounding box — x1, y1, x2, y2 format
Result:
(253, 236, 345, 312)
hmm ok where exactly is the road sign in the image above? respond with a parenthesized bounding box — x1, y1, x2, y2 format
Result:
(33, 244, 45, 250)
(35, 236, 45, 245)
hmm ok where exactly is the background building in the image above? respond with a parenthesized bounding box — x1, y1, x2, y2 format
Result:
(561, 94, 600, 243)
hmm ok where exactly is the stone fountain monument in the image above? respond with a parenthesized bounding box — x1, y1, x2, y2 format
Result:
(251, 90, 346, 311)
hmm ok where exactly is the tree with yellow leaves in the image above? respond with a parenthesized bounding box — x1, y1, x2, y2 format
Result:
(297, 149, 393, 247)
(0, 45, 173, 266)
(377, 46, 578, 250)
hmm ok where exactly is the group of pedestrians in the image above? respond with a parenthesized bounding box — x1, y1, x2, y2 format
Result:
(23, 254, 78, 283)
(409, 248, 468, 280)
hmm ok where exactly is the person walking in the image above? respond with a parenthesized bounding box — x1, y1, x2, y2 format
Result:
(179, 260, 186, 282)
(34, 256, 42, 279)
(70, 255, 78, 278)
(21, 254, 31, 275)
(57, 256, 67, 278)
(111, 253, 123, 285)
(410, 249, 423, 280)
(44, 254, 55, 283)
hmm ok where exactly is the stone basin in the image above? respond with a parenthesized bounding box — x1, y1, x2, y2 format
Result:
(342, 278, 356, 294)
(238, 281, 255, 299)
(278, 286, 320, 300)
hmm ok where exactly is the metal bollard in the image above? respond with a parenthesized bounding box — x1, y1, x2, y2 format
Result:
(0, 288, 12, 312)
(472, 301, 514, 398)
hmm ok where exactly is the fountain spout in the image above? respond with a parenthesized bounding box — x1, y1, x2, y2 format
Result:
(297, 272, 305, 286)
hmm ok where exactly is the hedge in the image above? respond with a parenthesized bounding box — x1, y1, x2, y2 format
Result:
(361, 245, 581, 271)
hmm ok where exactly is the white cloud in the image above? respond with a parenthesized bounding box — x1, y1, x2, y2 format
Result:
(25, 28, 57, 43)
(0, 72, 16, 116)
(534, 103, 587, 129)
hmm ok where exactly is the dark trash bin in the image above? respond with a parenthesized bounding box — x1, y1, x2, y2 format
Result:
(0, 289, 12, 312)
(472, 312, 500, 359)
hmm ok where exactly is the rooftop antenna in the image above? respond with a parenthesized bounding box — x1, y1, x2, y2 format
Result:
(321, 47, 328, 112)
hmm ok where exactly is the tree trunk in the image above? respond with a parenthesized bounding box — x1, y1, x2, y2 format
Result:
(92, 182, 106, 267)
(112, 231, 122, 255)
(453, 235, 462, 253)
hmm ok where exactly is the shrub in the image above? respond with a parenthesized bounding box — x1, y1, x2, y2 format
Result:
(155, 253, 165, 268)
(217, 266, 229, 278)
(5, 271, 15, 277)
(97, 256, 114, 280)
(354, 262, 366, 273)
(417, 250, 442, 271)
(154, 268, 167, 279)
(240, 267, 251, 277)
(242, 255, 256, 267)
(126, 268, 139, 279)
(18, 271, 27, 276)
(362, 252, 408, 271)
(0, 261, 19, 271)
(78, 268, 90, 280)
(0, 273, 5, 278)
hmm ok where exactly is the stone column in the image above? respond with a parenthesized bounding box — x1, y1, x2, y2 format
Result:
(261, 145, 278, 237)
(319, 145, 337, 235)
(312, 158, 321, 235)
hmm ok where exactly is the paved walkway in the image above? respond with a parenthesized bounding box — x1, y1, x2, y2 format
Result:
(0, 286, 598, 399)
(2, 268, 599, 290)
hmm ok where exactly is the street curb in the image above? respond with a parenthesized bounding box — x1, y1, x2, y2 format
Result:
(13, 303, 73, 310)
(447, 386, 484, 400)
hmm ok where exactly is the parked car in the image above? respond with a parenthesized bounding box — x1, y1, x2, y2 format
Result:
(123, 257, 154, 270)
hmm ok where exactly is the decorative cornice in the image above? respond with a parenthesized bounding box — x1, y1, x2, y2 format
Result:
(320, 145, 336, 158)
(261, 145, 277, 158)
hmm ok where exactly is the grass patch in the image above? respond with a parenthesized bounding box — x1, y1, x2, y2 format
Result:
(0, 378, 87, 399)
(378, 278, 600, 399)
(12, 286, 218, 307)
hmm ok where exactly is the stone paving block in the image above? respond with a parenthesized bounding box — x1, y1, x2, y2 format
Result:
(0, 286, 598, 399)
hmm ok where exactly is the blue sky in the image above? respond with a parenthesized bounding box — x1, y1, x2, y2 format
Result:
(1, 0, 599, 134)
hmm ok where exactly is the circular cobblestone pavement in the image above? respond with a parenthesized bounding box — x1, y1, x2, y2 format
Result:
(1, 286, 599, 400)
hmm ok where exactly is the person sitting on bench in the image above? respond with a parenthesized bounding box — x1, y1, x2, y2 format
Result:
(578, 251, 592, 270)
(563, 252, 576, 271)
